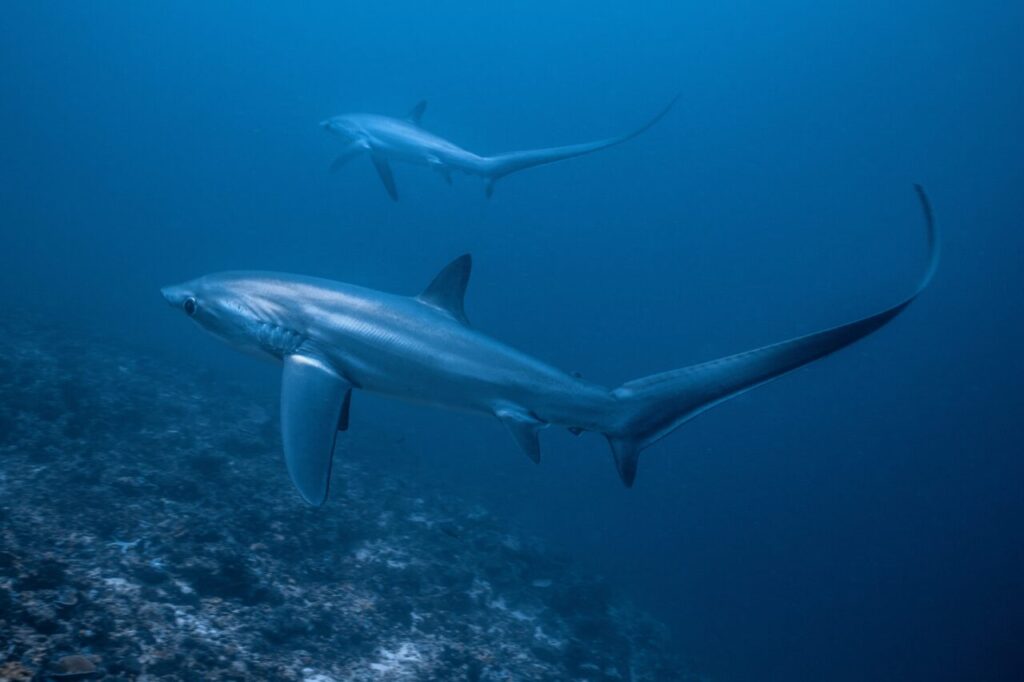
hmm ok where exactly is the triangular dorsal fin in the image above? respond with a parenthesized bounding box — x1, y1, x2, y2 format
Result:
(407, 100, 427, 125)
(417, 254, 471, 324)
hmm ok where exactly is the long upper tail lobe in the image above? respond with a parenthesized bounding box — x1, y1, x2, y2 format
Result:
(604, 186, 939, 486)
(478, 95, 679, 197)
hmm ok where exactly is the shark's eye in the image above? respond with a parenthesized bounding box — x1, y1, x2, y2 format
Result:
(183, 297, 197, 316)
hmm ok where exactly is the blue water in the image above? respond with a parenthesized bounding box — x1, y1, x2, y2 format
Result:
(2, 2, 1022, 680)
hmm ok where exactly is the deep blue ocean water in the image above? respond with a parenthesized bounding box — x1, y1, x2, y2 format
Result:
(1, 2, 1022, 680)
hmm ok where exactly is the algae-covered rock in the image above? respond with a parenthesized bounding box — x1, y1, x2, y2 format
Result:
(0, 662, 35, 682)
(49, 654, 98, 679)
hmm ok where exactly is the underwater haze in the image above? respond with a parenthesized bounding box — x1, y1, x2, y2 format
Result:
(2, 2, 1023, 681)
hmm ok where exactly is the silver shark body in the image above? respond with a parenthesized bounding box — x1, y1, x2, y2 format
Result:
(165, 268, 614, 423)
(162, 188, 938, 506)
(319, 98, 677, 200)
(327, 113, 484, 170)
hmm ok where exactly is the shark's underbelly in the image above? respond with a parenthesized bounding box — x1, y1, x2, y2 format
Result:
(369, 131, 480, 173)
(315, 322, 611, 427)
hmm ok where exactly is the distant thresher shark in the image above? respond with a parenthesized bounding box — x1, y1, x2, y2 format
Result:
(320, 96, 679, 200)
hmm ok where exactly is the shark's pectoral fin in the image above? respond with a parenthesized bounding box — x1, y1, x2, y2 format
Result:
(495, 405, 545, 463)
(416, 254, 472, 324)
(370, 152, 399, 201)
(280, 354, 352, 506)
(330, 145, 363, 173)
(337, 387, 353, 431)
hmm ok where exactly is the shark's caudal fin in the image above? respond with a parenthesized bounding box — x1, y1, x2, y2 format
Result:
(604, 186, 939, 487)
(478, 94, 679, 197)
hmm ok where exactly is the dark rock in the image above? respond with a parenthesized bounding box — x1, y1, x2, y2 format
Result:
(53, 586, 80, 616)
(22, 599, 61, 635)
(260, 608, 313, 644)
(179, 554, 277, 605)
(132, 563, 168, 585)
(146, 654, 182, 676)
(106, 655, 142, 676)
(16, 558, 66, 590)
(184, 453, 227, 478)
(0, 550, 17, 571)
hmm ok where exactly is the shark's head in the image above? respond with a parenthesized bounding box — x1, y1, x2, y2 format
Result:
(319, 115, 361, 142)
(161, 274, 305, 359)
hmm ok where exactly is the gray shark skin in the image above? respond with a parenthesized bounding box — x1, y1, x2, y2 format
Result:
(320, 97, 678, 200)
(162, 187, 937, 506)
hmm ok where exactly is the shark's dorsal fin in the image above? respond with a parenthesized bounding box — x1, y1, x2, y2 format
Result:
(417, 254, 472, 324)
(407, 100, 427, 125)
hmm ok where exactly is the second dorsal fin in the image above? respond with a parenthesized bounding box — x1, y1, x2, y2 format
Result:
(416, 254, 472, 324)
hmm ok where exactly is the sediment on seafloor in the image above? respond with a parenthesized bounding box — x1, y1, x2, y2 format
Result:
(0, 318, 698, 681)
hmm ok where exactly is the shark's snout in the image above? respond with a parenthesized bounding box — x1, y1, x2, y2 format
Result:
(161, 285, 185, 306)
(161, 285, 198, 318)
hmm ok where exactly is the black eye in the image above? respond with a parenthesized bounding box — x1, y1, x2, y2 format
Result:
(183, 297, 197, 316)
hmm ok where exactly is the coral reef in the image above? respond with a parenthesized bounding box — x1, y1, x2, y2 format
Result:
(0, 319, 696, 681)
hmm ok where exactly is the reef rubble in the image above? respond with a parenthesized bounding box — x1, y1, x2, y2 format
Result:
(0, 319, 696, 681)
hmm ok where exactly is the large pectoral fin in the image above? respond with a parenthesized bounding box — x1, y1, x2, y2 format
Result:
(330, 144, 363, 173)
(280, 354, 352, 507)
(370, 152, 399, 201)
